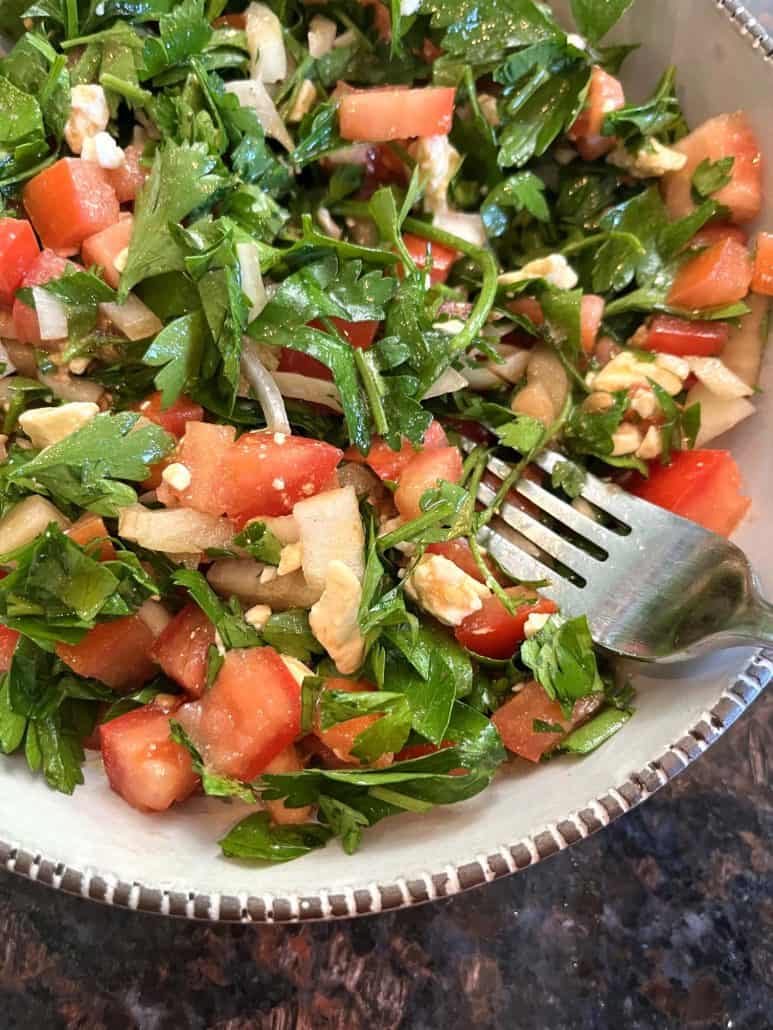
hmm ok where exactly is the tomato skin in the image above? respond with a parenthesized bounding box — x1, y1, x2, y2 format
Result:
(23, 158, 120, 253)
(213, 13, 246, 28)
(0, 624, 20, 673)
(641, 315, 730, 357)
(455, 588, 559, 660)
(492, 680, 595, 763)
(100, 703, 199, 812)
(345, 419, 448, 481)
(12, 249, 72, 343)
(67, 513, 116, 561)
(133, 391, 204, 438)
(81, 214, 133, 289)
(568, 66, 625, 160)
(507, 296, 545, 327)
(580, 294, 604, 355)
(751, 232, 773, 296)
(105, 145, 147, 204)
(175, 646, 301, 780)
(394, 445, 463, 521)
(313, 678, 382, 765)
(278, 319, 380, 382)
(628, 449, 750, 537)
(426, 538, 503, 585)
(157, 421, 235, 516)
(401, 233, 459, 284)
(56, 615, 158, 691)
(690, 223, 748, 249)
(150, 603, 215, 698)
(339, 86, 455, 143)
(667, 238, 753, 310)
(0, 218, 40, 307)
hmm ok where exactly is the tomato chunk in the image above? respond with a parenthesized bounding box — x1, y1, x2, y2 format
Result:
(263, 745, 313, 824)
(23, 158, 120, 253)
(157, 421, 236, 516)
(339, 86, 455, 142)
(667, 238, 753, 310)
(492, 681, 596, 763)
(278, 318, 379, 381)
(106, 145, 147, 203)
(0, 625, 20, 674)
(641, 315, 730, 357)
(629, 449, 750, 537)
(751, 232, 773, 296)
(12, 250, 73, 343)
(100, 704, 199, 812)
(151, 603, 215, 698)
(313, 678, 383, 765)
(81, 214, 133, 289)
(394, 445, 463, 521)
(662, 112, 762, 224)
(568, 66, 625, 161)
(56, 615, 157, 691)
(689, 223, 748, 249)
(401, 233, 459, 284)
(426, 538, 504, 585)
(580, 294, 604, 355)
(346, 419, 448, 481)
(175, 647, 301, 780)
(455, 588, 559, 660)
(507, 296, 545, 326)
(134, 391, 204, 438)
(67, 513, 116, 561)
(0, 218, 40, 307)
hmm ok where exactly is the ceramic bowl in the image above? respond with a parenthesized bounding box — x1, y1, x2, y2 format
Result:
(1, 0, 771, 921)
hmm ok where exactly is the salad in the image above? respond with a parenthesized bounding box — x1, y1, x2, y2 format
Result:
(0, 0, 767, 865)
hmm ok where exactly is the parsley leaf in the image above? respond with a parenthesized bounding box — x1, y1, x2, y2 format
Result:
(219, 811, 332, 863)
(416, 0, 561, 64)
(521, 614, 604, 717)
(692, 156, 734, 200)
(496, 414, 545, 453)
(570, 0, 634, 44)
(143, 310, 207, 407)
(172, 568, 261, 649)
(320, 689, 412, 763)
(232, 521, 282, 565)
(602, 67, 683, 148)
(482, 171, 550, 238)
(551, 460, 586, 499)
(557, 705, 632, 754)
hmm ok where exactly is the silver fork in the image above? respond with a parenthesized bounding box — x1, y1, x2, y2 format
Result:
(470, 445, 773, 662)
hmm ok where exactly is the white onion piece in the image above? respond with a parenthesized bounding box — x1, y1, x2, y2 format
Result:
(39, 371, 104, 404)
(208, 559, 321, 609)
(4, 342, 37, 377)
(721, 292, 768, 387)
(118, 505, 235, 555)
(324, 144, 372, 166)
(0, 309, 17, 341)
(246, 2, 287, 82)
(0, 342, 16, 378)
(293, 486, 365, 594)
(271, 371, 344, 412)
(459, 364, 505, 391)
(432, 210, 487, 248)
(421, 366, 467, 399)
(241, 339, 291, 435)
(32, 287, 68, 341)
(100, 295, 162, 341)
(308, 14, 337, 57)
(686, 383, 755, 447)
(225, 79, 294, 151)
(136, 599, 171, 637)
(236, 242, 268, 322)
(487, 344, 531, 385)
(254, 514, 300, 545)
(686, 357, 753, 400)
(0, 496, 71, 555)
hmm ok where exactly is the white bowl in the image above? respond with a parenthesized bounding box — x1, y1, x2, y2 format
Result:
(1, 0, 771, 921)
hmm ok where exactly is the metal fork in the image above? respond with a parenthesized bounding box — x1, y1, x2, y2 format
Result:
(470, 445, 773, 662)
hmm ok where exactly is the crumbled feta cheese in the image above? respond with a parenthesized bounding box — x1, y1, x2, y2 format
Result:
(400, 0, 421, 14)
(590, 351, 686, 396)
(161, 463, 192, 492)
(405, 554, 491, 627)
(636, 425, 663, 461)
(523, 611, 553, 639)
(213, 630, 226, 656)
(611, 423, 644, 456)
(309, 560, 366, 675)
(608, 138, 688, 179)
(244, 604, 272, 630)
(433, 210, 487, 247)
(113, 247, 129, 274)
(410, 135, 461, 213)
(18, 401, 100, 450)
(628, 386, 659, 420)
(288, 79, 318, 123)
(499, 254, 579, 291)
(273, 433, 287, 445)
(272, 478, 285, 490)
(64, 84, 110, 155)
(81, 131, 125, 169)
(277, 542, 303, 577)
(477, 93, 500, 128)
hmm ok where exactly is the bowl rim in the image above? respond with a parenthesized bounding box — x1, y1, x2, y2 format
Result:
(2, 1, 773, 923)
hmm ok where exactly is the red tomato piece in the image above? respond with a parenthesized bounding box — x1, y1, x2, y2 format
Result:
(133, 391, 204, 438)
(426, 538, 503, 585)
(346, 419, 448, 481)
(263, 745, 313, 824)
(67, 513, 116, 562)
(455, 588, 559, 660)
(11, 249, 73, 343)
(640, 315, 730, 357)
(580, 294, 604, 355)
(157, 421, 236, 516)
(277, 347, 332, 381)
(213, 13, 246, 28)
(175, 646, 301, 780)
(751, 232, 773, 296)
(568, 66, 625, 161)
(23, 158, 120, 254)
(56, 615, 158, 691)
(507, 296, 545, 327)
(401, 233, 459, 284)
(662, 112, 763, 224)
(628, 449, 750, 537)
(492, 680, 595, 763)
(100, 703, 199, 812)
(689, 223, 748, 249)
(313, 678, 383, 765)
(105, 145, 148, 204)
(0, 624, 20, 673)
(222, 430, 343, 524)
(359, 0, 391, 40)
(81, 214, 133, 289)
(150, 603, 215, 698)
(339, 87, 455, 143)
(0, 218, 40, 307)
(668, 238, 753, 310)
(394, 445, 463, 521)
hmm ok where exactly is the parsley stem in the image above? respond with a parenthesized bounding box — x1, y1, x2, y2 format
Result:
(377, 507, 448, 551)
(467, 534, 519, 615)
(368, 787, 434, 813)
(99, 74, 153, 107)
(64, 0, 79, 39)
(560, 230, 646, 259)
(353, 349, 389, 437)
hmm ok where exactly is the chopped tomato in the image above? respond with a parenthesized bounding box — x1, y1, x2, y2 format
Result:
(667, 238, 753, 310)
(426, 538, 504, 585)
(365, 143, 410, 189)
(263, 745, 313, 824)
(455, 587, 559, 660)
(157, 421, 235, 517)
(213, 12, 246, 29)
(339, 86, 455, 143)
(67, 513, 116, 561)
(175, 646, 301, 780)
(640, 315, 730, 357)
(689, 223, 748, 249)
(580, 294, 604, 355)
(568, 66, 625, 161)
(751, 232, 773, 296)
(277, 347, 332, 381)
(313, 679, 383, 765)
(345, 419, 448, 481)
(81, 214, 133, 289)
(56, 615, 157, 691)
(492, 681, 597, 763)
(222, 430, 343, 525)
(359, 0, 391, 41)
(0, 625, 19, 673)
(662, 111, 763, 224)
(628, 449, 750, 537)
(150, 603, 215, 698)
(394, 445, 463, 521)
(401, 233, 459, 284)
(12, 250, 72, 343)
(23, 158, 120, 253)
(100, 703, 199, 812)
(507, 296, 545, 327)
(0, 218, 40, 307)
(134, 391, 204, 438)
(106, 145, 148, 204)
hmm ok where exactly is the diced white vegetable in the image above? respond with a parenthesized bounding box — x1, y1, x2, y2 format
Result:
(38, 372, 104, 404)
(207, 559, 321, 609)
(486, 344, 531, 385)
(32, 287, 68, 340)
(288, 80, 318, 123)
(0, 496, 71, 555)
(308, 14, 338, 58)
(118, 506, 235, 555)
(271, 371, 344, 412)
(81, 131, 125, 169)
(324, 144, 371, 166)
(432, 210, 487, 248)
(245, 2, 287, 83)
(309, 560, 365, 674)
(499, 254, 578, 291)
(136, 599, 171, 637)
(100, 295, 163, 341)
(459, 363, 504, 391)
(277, 542, 303, 576)
(421, 366, 468, 399)
(19, 401, 100, 450)
(249, 514, 299, 545)
(280, 654, 313, 685)
(293, 486, 365, 594)
(410, 135, 461, 213)
(225, 79, 294, 151)
(240, 339, 291, 435)
(686, 383, 755, 447)
(686, 357, 753, 400)
(236, 242, 268, 322)
(64, 84, 109, 155)
(721, 293, 769, 387)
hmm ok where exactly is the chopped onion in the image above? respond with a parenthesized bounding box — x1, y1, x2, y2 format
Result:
(421, 366, 468, 399)
(0, 309, 17, 341)
(241, 339, 291, 435)
(246, 2, 287, 83)
(0, 343, 16, 379)
(686, 357, 753, 400)
(208, 559, 321, 609)
(236, 242, 267, 321)
(686, 383, 755, 447)
(253, 514, 300, 545)
(308, 14, 337, 57)
(0, 496, 71, 554)
(136, 599, 171, 637)
(293, 485, 365, 594)
(432, 210, 487, 248)
(118, 505, 235, 555)
(271, 371, 344, 412)
(100, 295, 162, 341)
(225, 79, 294, 152)
(721, 292, 768, 387)
(39, 371, 104, 404)
(487, 344, 531, 385)
(4, 342, 37, 377)
(459, 364, 505, 391)
(32, 287, 68, 341)
(324, 144, 372, 166)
